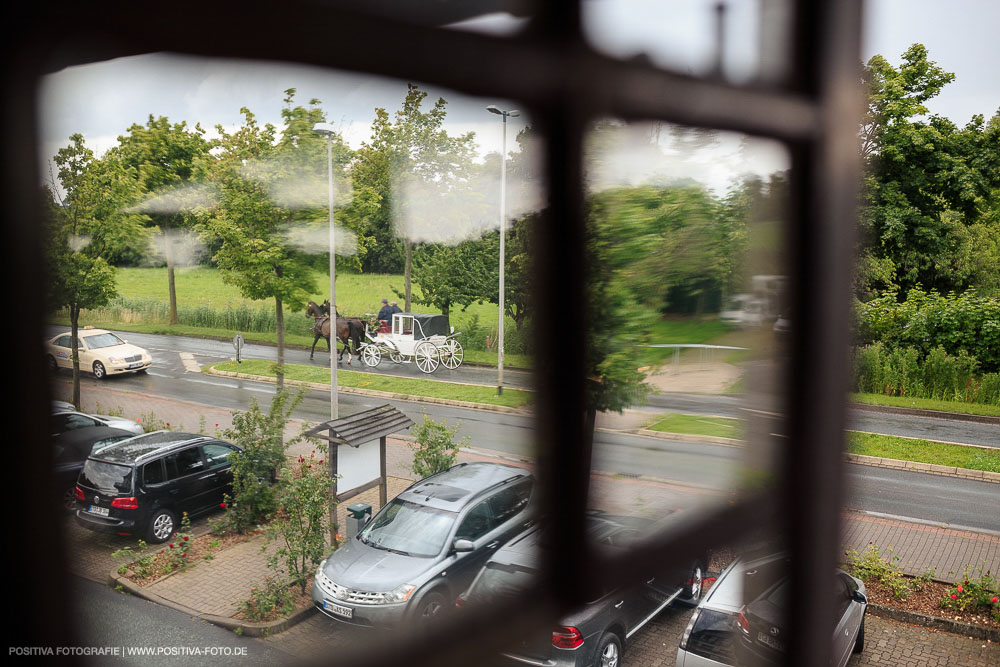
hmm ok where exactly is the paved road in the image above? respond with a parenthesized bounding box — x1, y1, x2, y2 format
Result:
(49, 329, 1000, 533)
(65, 329, 999, 448)
(69, 577, 293, 666)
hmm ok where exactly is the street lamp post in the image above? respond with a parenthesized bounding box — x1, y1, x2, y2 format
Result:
(313, 123, 338, 420)
(486, 105, 520, 396)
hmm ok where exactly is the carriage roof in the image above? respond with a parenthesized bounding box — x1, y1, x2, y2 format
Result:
(392, 313, 451, 338)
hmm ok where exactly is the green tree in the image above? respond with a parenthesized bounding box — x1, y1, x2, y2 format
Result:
(203, 92, 346, 388)
(47, 135, 146, 405)
(112, 116, 214, 323)
(350, 84, 478, 304)
(859, 45, 1000, 297)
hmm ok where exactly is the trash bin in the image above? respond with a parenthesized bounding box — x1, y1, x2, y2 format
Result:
(345, 502, 372, 538)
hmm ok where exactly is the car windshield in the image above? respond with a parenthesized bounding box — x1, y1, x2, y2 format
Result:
(357, 498, 456, 558)
(83, 333, 126, 349)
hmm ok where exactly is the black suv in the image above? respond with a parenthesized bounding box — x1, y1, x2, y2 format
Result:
(75, 431, 240, 543)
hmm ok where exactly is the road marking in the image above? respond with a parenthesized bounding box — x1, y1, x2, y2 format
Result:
(179, 352, 201, 373)
(144, 370, 174, 378)
(183, 377, 274, 394)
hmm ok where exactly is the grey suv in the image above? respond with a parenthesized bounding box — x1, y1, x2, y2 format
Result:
(312, 462, 534, 628)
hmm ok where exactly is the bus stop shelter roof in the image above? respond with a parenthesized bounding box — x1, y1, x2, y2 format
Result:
(303, 404, 413, 448)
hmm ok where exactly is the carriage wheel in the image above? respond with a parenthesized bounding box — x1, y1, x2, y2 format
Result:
(414, 342, 440, 374)
(389, 348, 404, 364)
(362, 344, 382, 368)
(439, 339, 464, 369)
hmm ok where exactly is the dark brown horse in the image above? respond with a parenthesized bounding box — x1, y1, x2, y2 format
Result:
(306, 301, 365, 364)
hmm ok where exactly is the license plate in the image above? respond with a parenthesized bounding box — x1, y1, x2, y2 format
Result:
(757, 631, 784, 652)
(128, 362, 142, 369)
(88, 505, 109, 517)
(323, 600, 352, 618)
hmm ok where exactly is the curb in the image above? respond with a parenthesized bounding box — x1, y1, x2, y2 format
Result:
(109, 567, 316, 637)
(867, 604, 1000, 642)
(206, 367, 529, 416)
(844, 453, 1000, 484)
(850, 402, 1000, 426)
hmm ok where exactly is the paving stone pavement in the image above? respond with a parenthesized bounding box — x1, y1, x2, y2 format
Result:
(841, 510, 1000, 580)
(260, 597, 1000, 666)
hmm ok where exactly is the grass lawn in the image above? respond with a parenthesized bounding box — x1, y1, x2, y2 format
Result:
(850, 393, 1000, 418)
(646, 413, 744, 439)
(116, 267, 505, 327)
(847, 432, 1000, 473)
(209, 360, 534, 409)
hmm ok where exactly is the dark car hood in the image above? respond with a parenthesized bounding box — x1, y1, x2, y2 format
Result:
(321, 537, 437, 590)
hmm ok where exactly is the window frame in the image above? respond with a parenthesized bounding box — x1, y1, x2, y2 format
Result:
(10, 1, 862, 663)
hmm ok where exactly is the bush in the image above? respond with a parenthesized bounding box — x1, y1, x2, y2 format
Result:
(409, 415, 467, 479)
(940, 567, 999, 621)
(844, 543, 912, 600)
(266, 450, 334, 594)
(216, 389, 304, 534)
(239, 577, 295, 622)
(851, 343, 1000, 406)
(855, 289, 1000, 372)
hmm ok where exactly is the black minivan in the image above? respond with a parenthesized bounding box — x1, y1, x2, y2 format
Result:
(74, 431, 240, 543)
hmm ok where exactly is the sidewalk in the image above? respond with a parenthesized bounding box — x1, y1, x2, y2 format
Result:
(841, 510, 1000, 579)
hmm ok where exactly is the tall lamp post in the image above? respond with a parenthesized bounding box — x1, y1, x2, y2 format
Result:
(313, 123, 338, 420)
(486, 105, 519, 395)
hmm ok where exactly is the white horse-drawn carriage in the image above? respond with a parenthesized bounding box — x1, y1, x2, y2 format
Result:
(360, 313, 464, 373)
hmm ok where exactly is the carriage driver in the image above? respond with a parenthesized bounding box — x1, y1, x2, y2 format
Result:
(377, 298, 392, 325)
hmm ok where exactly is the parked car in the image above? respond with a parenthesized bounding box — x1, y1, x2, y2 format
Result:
(52, 407, 145, 436)
(312, 462, 535, 628)
(53, 426, 135, 511)
(74, 431, 240, 542)
(734, 570, 866, 667)
(458, 510, 708, 667)
(676, 552, 866, 667)
(46, 327, 152, 379)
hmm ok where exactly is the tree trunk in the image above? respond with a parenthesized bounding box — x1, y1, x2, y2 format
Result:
(275, 297, 285, 391)
(70, 307, 81, 407)
(404, 240, 413, 312)
(165, 218, 179, 325)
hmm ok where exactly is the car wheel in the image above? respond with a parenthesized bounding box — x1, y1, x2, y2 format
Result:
(677, 562, 705, 605)
(93, 361, 107, 379)
(853, 615, 865, 654)
(595, 632, 622, 667)
(415, 591, 446, 627)
(147, 509, 177, 543)
(62, 486, 78, 512)
(48, 355, 59, 373)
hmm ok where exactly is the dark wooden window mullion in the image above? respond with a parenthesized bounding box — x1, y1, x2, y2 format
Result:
(783, 1, 863, 666)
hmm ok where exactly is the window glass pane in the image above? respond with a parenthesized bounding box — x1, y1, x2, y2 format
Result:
(582, 0, 793, 84)
(202, 443, 235, 469)
(143, 460, 165, 485)
(167, 448, 203, 477)
(455, 501, 496, 541)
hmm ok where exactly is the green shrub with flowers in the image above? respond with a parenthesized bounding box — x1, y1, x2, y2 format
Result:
(940, 567, 1000, 620)
(265, 448, 336, 594)
(844, 542, 912, 600)
(113, 512, 195, 578)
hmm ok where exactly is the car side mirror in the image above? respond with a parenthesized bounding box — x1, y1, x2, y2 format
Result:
(852, 590, 867, 604)
(453, 539, 474, 553)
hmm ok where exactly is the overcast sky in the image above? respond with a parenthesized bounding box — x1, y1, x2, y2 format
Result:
(38, 0, 999, 194)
